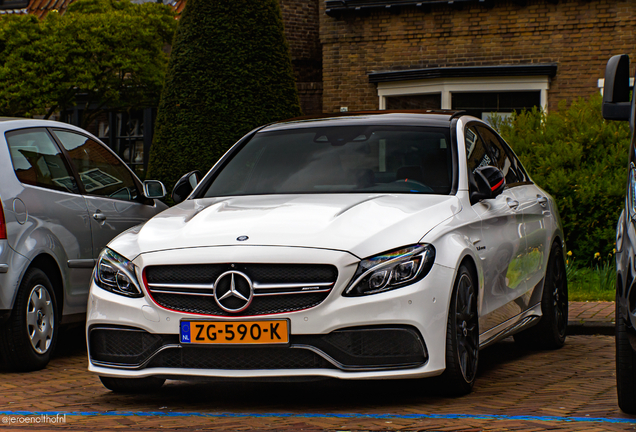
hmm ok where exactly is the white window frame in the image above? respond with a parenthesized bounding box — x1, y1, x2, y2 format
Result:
(598, 78, 634, 96)
(377, 76, 550, 113)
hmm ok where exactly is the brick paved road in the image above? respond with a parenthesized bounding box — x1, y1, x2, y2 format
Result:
(569, 301, 615, 324)
(0, 324, 635, 431)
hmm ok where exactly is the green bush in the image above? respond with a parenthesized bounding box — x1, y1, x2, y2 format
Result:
(0, 0, 176, 127)
(147, 0, 302, 194)
(495, 94, 630, 266)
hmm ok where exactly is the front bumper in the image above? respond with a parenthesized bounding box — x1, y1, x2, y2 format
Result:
(87, 246, 455, 380)
(89, 325, 427, 371)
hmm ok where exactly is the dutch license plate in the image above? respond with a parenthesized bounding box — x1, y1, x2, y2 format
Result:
(180, 320, 289, 345)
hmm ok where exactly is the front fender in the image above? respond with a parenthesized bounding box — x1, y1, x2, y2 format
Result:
(423, 229, 485, 319)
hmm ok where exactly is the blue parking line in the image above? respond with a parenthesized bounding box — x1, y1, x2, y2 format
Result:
(0, 410, 635, 425)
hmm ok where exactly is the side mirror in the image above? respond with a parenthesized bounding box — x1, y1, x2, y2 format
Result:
(172, 170, 202, 204)
(143, 180, 166, 199)
(470, 166, 505, 205)
(602, 54, 631, 121)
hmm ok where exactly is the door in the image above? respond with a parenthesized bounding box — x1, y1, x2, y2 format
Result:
(476, 125, 546, 312)
(465, 124, 526, 333)
(51, 129, 158, 258)
(488, 130, 551, 295)
(5, 128, 94, 312)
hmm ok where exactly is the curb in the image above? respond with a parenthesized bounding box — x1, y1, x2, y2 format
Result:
(567, 321, 615, 336)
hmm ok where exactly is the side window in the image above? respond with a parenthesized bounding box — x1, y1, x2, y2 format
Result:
(476, 126, 522, 185)
(6, 129, 79, 193)
(498, 136, 529, 183)
(52, 130, 139, 201)
(465, 125, 495, 173)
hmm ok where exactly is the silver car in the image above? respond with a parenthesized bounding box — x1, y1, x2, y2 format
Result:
(0, 118, 167, 371)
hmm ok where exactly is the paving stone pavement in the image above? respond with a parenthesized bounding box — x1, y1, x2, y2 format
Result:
(0, 302, 632, 431)
(568, 301, 616, 335)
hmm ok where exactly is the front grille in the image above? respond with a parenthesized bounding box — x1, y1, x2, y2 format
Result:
(152, 292, 330, 316)
(147, 347, 335, 370)
(89, 326, 427, 371)
(145, 263, 338, 316)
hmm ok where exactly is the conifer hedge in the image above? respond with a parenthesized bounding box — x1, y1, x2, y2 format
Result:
(496, 95, 630, 266)
(147, 0, 301, 193)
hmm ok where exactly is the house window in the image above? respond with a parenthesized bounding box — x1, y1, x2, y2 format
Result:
(61, 107, 155, 179)
(370, 64, 557, 122)
(386, 93, 441, 110)
(0, 0, 29, 10)
(97, 110, 155, 179)
(452, 91, 541, 121)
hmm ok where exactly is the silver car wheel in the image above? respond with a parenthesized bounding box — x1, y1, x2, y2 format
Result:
(26, 284, 54, 354)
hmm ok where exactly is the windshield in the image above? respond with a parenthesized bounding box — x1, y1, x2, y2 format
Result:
(202, 125, 454, 197)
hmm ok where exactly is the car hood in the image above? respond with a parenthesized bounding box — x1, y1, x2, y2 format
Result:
(110, 194, 461, 259)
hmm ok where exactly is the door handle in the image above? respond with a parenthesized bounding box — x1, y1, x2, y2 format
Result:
(537, 195, 548, 207)
(506, 198, 519, 210)
(92, 211, 106, 222)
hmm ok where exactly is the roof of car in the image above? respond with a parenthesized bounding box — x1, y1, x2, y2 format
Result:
(0, 117, 75, 126)
(0, 117, 97, 136)
(260, 110, 465, 132)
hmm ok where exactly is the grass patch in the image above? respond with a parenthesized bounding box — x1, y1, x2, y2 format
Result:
(567, 258, 616, 302)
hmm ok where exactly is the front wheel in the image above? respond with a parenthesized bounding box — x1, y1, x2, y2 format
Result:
(513, 242, 567, 349)
(438, 264, 479, 396)
(0, 268, 58, 371)
(99, 376, 165, 393)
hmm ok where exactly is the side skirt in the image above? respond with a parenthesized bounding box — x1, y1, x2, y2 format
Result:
(478, 302, 542, 349)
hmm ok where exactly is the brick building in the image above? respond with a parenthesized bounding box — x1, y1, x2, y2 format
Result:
(3, 0, 626, 158)
(320, 0, 636, 120)
(281, 0, 323, 115)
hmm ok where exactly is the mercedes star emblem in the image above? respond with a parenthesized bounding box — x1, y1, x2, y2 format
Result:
(213, 271, 253, 313)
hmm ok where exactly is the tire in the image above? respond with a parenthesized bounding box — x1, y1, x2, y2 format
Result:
(0, 268, 58, 371)
(438, 264, 479, 396)
(513, 242, 567, 349)
(616, 297, 636, 413)
(99, 376, 165, 393)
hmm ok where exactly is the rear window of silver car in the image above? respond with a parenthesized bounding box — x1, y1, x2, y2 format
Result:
(203, 126, 453, 197)
(6, 129, 79, 194)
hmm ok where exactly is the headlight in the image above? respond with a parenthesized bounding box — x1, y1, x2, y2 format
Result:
(93, 248, 143, 297)
(344, 244, 435, 297)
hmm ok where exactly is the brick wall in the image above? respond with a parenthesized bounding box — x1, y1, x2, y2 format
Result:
(280, 0, 323, 114)
(320, 0, 636, 113)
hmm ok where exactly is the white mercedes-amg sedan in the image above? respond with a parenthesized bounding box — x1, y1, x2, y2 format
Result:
(86, 111, 567, 395)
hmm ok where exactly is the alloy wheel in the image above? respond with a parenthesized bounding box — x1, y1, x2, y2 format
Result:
(455, 273, 478, 383)
(26, 285, 54, 354)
